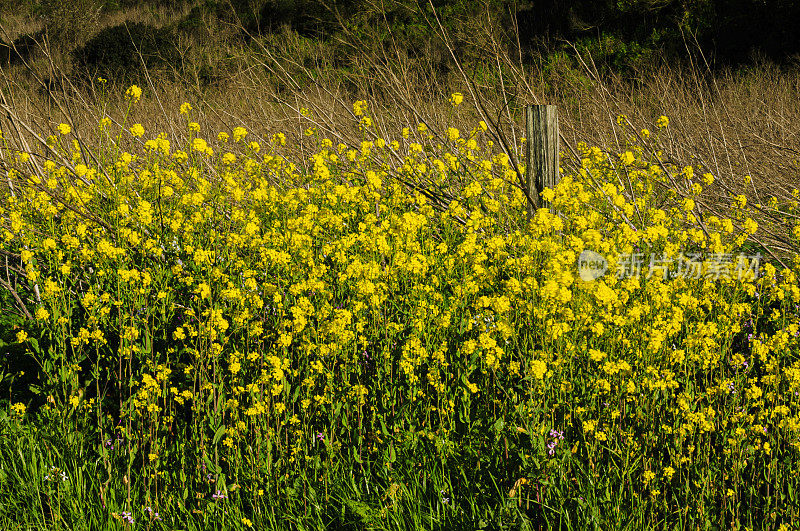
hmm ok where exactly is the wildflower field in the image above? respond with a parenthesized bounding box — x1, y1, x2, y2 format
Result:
(1, 83, 800, 530)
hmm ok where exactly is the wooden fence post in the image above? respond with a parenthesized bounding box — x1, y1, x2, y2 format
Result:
(525, 105, 559, 221)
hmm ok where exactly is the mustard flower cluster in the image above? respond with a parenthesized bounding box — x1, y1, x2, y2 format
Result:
(2, 88, 800, 526)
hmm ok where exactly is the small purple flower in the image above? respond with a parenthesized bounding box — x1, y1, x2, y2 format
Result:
(546, 429, 565, 457)
(316, 432, 325, 442)
(547, 442, 557, 456)
(121, 511, 134, 524)
(212, 490, 227, 500)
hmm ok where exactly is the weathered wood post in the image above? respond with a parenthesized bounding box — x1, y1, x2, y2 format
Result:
(525, 105, 559, 221)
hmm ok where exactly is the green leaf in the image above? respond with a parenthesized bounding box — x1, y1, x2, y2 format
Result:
(28, 338, 41, 355)
(212, 424, 227, 446)
(129, 442, 139, 468)
(202, 454, 220, 476)
(493, 417, 505, 433)
(344, 499, 373, 522)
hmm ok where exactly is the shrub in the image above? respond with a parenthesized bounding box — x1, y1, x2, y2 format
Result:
(34, 0, 103, 47)
(0, 30, 46, 67)
(71, 21, 179, 82)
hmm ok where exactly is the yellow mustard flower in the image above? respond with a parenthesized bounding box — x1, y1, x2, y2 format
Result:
(353, 100, 368, 116)
(125, 85, 142, 102)
(233, 126, 247, 142)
